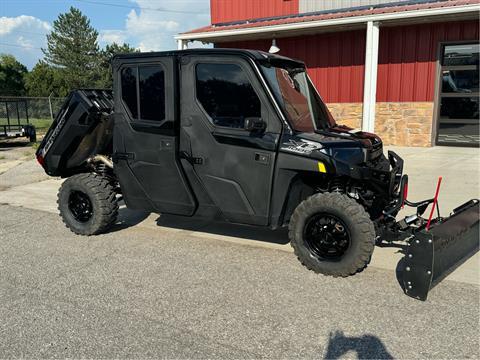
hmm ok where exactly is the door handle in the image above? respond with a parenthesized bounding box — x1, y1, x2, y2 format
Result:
(180, 151, 204, 165)
(112, 152, 135, 163)
(160, 140, 173, 149)
(254, 152, 270, 165)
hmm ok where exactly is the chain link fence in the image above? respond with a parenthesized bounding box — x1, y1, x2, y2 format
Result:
(0, 96, 66, 134)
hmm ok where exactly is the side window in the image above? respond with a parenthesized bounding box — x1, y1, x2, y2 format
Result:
(195, 63, 261, 129)
(120, 64, 167, 123)
(139, 66, 165, 121)
(121, 67, 138, 119)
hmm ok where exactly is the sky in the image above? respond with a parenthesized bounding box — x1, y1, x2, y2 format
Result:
(0, 0, 211, 69)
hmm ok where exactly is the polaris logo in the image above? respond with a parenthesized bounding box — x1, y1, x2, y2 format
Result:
(41, 106, 70, 157)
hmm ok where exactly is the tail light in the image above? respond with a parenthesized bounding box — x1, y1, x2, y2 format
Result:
(36, 154, 45, 168)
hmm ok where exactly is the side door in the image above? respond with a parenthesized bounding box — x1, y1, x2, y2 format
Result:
(113, 57, 196, 215)
(180, 55, 282, 225)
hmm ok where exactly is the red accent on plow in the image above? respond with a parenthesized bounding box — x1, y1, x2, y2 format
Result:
(402, 182, 408, 209)
(426, 177, 442, 231)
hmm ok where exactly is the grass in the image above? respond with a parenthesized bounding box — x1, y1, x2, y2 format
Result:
(0, 118, 53, 131)
(30, 118, 53, 130)
(0, 118, 53, 141)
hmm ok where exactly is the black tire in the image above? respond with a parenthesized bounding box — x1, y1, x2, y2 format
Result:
(58, 173, 118, 235)
(28, 128, 36, 143)
(24, 125, 36, 143)
(289, 192, 375, 277)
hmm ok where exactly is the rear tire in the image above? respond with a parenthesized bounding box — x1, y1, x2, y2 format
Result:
(58, 173, 118, 235)
(289, 192, 375, 277)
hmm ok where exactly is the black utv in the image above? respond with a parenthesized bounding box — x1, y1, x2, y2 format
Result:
(37, 49, 478, 300)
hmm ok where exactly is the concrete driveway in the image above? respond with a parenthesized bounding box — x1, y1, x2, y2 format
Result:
(0, 144, 479, 358)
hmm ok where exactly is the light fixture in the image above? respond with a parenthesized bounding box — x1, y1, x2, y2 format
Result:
(269, 39, 280, 54)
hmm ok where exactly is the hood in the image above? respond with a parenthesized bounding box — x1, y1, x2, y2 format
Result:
(280, 126, 384, 164)
(312, 125, 382, 149)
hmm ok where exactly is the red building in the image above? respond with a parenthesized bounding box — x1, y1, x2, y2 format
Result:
(177, 0, 479, 147)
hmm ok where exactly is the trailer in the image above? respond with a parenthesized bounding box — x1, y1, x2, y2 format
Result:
(0, 98, 36, 142)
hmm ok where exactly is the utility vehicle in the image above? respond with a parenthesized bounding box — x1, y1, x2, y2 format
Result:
(36, 49, 478, 300)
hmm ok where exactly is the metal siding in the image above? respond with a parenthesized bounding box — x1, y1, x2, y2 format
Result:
(376, 20, 480, 102)
(218, 21, 478, 103)
(299, 0, 409, 13)
(210, 0, 299, 24)
(220, 30, 366, 103)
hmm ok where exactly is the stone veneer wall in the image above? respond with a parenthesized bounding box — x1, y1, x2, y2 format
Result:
(375, 102, 434, 147)
(326, 103, 363, 130)
(326, 102, 434, 147)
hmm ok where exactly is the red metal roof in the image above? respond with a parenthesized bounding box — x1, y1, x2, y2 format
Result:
(183, 0, 479, 35)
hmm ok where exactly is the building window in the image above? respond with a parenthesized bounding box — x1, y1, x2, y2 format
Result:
(437, 43, 479, 146)
(121, 65, 166, 122)
(195, 63, 261, 129)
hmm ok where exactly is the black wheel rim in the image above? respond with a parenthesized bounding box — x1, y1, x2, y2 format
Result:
(303, 213, 351, 261)
(68, 190, 93, 223)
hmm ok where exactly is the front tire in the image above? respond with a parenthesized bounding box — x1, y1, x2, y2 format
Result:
(58, 173, 118, 235)
(289, 192, 375, 277)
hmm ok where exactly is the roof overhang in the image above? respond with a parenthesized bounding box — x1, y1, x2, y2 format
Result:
(175, 3, 480, 43)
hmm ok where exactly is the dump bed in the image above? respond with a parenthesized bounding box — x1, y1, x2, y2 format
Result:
(36, 89, 114, 176)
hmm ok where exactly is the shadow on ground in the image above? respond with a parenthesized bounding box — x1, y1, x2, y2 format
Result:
(377, 240, 409, 292)
(0, 140, 33, 149)
(155, 213, 289, 245)
(114, 206, 416, 293)
(109, 205, 150, 233)
(324, 330, 393, 359)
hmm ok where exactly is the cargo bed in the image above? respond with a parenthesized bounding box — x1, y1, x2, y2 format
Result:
(36, 89, 114, 176)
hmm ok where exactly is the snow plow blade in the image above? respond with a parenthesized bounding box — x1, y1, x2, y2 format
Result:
(403, 200, 479, 300)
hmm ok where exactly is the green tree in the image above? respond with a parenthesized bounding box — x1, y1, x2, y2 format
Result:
(0, 54, 27, 96)
(25, 61, 69, 97)
(96, 42, 139, 88)
(42, 6, 100, 90)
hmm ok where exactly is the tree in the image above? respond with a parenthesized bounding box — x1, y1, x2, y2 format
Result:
(43, 7, 100, 90)
(25, 61, 69, 97)
(0, 54, 27, 96)
(96, 42, 139, 88)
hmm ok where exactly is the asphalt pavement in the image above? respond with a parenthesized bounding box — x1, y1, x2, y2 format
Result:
(1, 204, 479, 358)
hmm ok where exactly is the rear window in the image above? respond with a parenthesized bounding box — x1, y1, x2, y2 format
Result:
(120, 65, 166, 122)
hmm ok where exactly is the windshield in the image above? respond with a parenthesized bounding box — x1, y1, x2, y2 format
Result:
(260, 63, 336, 132)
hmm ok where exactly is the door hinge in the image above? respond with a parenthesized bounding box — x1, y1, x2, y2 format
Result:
(180, 151, 204, 165)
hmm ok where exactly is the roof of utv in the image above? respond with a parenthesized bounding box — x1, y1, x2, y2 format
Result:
(113, 48, 305, 67)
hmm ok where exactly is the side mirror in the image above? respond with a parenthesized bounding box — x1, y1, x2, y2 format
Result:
(244, 117, 266, 132)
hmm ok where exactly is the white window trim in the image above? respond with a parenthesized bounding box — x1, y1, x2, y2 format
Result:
(362, 21, 380, 133)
